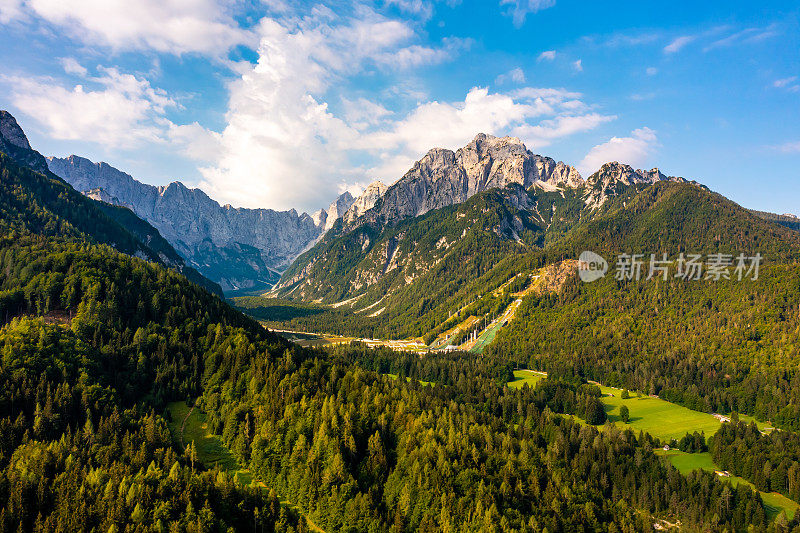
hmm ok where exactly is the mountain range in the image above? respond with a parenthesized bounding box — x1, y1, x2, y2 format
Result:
(46, 155, 365, 292)
(3, 107, 800, 531)
(0, 110, 223, 295)
(274, 134, 691, 303)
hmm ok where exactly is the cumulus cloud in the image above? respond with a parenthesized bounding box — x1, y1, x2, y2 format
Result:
(572, 59, 583, 72)
(495, 67, 526, 85)
(578, 127, 658, 175)
(0, 0, 23, 23)
(537, 50, 556, 61)
(362, 87, 613, 180)
(60, 57, 88, 76)
(5, 67, 177, 148)
(646, 67, 658, 76)
(664, 35, 694, 54)
(5, 0, 252, 55)
(499, 0, 556, 28)
(341, 97, 393, 130)
(193, 7, 478, 211)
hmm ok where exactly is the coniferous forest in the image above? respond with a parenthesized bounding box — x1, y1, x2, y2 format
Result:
(1, 113, 800, 532)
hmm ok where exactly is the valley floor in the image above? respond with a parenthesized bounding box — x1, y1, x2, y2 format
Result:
(509, 374, 797, 520)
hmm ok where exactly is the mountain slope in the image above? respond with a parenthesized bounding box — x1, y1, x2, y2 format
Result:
(0, 111, 222, 294)
(272, 136, 692, 335)
(46, 154, 359, 292)
(342, 133, 582, 231)
(0, 120, 782, 531)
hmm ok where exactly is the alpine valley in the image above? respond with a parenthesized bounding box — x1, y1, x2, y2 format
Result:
(3, 104, 800, 533)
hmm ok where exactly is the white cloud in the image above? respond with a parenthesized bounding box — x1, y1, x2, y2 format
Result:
(704, 24, 779, 52)
(167, 122, 222, 162)
(774, 76, 797, 88)
(363, 88, 614, 179)
(60, 57, 87, 76)
(572, 59, 583, 72)
(773, 76, 799, 92)
(375, 37, 472, 69)
(664, 35, 694, 54)
(578, 127, 659, 175)
(5, 67, 177, 148)
(495, 67, 526, 85)
(195, 7, 475, 211)
(537, 50, 556, 61)
(500, 0, 556, 28)
(0, 0, 23, 23)
(385, 0, 434, 20)
(342, 97, 392, 130)
(646, 67, 658, 76)
(10, 0, 252, 55)
(773, 141, 800, 153)
(512, 112, 615, 148)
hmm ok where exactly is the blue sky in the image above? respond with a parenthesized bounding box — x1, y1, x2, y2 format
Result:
(0, 0, 798, 215)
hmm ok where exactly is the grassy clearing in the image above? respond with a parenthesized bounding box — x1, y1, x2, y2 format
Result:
(506, 374, 797, 522)
(166, 402, 325, 532)
(508, 369, 546, 390)
(385, 373, 434, 387)
(166, 402, 253, 485)
(596, 386, 723, 443)
(657, 450, 798, 520)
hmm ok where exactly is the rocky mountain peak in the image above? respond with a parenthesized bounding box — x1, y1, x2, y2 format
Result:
(583, 161, 687, 208)
(0, 110, 49, 173)
(0, 110, 33, 150)
(344, 181, 388, 225)
(323, 191, 356, 230)
(587, 161, 685, 187)
(345, 133, 582, 229)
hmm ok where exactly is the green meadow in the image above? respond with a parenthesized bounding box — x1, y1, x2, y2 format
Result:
(385, 373, 435, 387)
(596, 386, 723, 442)
(658, 450, 798, 520)
(507, 374, 798, 521)
(597, 385, 772, 442)
(508, 369, 547, 389)
(166, 402, 254, 485)
(166, 402, 326, 532)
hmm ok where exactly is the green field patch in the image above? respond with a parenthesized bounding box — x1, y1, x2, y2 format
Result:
(385, 373, 434, 387)
(657, 450, 798, 520)
(166, 402, 253, 485)
(596, 386, 723, 442)
(508, 369, 546, 389)
(167, 402, 325, 532)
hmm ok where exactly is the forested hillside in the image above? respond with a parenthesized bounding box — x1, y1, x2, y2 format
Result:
(2, 118, 794, 530)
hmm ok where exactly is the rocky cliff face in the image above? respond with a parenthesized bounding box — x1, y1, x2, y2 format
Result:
(46, 155, 354, 292)
(347, 133, 583, 229)
(277, 134, 694, 297)
(0, 111, 49, 173)
(583, 162, 686, 208)
(313, 191, 356, 231)
(344, 181, 388, 224)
